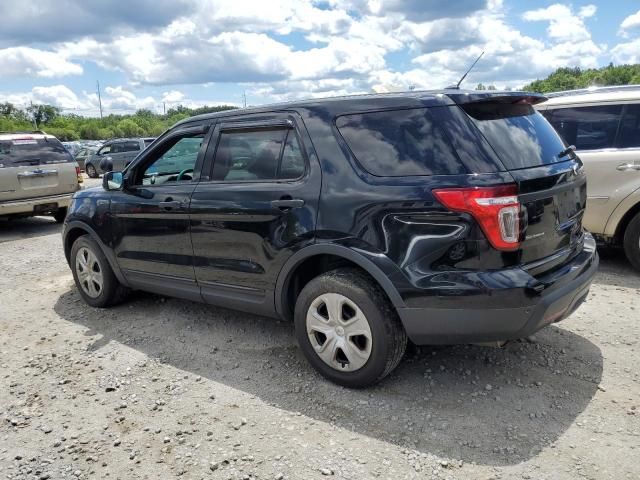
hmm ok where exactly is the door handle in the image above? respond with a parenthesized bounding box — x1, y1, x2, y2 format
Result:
(271, 198, 305, 210)
(616, 163, 640, 171)
(159, 199, 184, 210)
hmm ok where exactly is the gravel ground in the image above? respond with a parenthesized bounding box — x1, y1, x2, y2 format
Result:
(1, 200, 639, 479)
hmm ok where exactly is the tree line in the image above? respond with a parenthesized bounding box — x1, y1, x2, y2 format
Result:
(0, 103, 237, 141)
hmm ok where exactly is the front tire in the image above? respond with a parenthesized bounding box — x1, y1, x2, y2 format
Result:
(294, 268, 407, 388)
(86, 163, 98, 178)
(623, 211, 640, 271)
(70, 235, 128, 307)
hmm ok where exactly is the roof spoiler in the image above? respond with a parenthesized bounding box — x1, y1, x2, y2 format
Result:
(444, 91, 548, 106)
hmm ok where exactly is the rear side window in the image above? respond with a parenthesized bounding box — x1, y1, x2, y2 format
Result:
(545, 105, 623, 151)
(618, 104, 640, 148)
(335, 108, 464, 176)
(212, 128, 306, 181)
(0, 137, 73, 168)
(463, 103, 568, 169)
(122, 141, 141, 152)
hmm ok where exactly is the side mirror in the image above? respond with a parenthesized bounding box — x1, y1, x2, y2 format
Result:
(103, 171, 124, 191)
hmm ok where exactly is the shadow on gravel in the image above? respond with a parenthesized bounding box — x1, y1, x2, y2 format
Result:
(54, 285, 603, 467)
(592, 247, 640, 288)
(0, 216, 61, 243)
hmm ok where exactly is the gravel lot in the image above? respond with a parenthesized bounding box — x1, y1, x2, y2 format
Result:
(1, 184, 639, 479)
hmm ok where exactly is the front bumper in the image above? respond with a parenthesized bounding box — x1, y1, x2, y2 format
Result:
(397, 234, 599, 344)
(0, 193, 73, 216)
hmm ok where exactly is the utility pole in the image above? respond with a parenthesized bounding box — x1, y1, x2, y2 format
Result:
(96, 80, 103, 120)
(242, 91, 247, 108)
(163, 102, 166, 115)
(29, 100, 37, 129)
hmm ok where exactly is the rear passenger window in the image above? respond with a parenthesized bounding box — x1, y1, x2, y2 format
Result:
(0, 137, 73, 167)
(547, 105, 623, 150)
(212, 128, 305, 181)
(617, 104, 640, 148)
(335, 108, 464, 176)
(123, 141, 141, 152)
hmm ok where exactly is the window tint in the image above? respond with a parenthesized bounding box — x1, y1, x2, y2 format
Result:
(212, 128, 305, 181)
(335, 108, 464, 176)
(618, 104, 640, 148)
(463, 103, 568, 170)
(546, 105, 623, 150)
(143, 138, 155, 148)
(110, 143, 124, 154)
(0, 137, 73, 167)
(280, 132, 306, 179)
(140, 134, 204, 186)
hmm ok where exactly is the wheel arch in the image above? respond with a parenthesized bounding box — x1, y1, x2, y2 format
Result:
(275, 244, 405, 320)
(63, 221, 129, 286)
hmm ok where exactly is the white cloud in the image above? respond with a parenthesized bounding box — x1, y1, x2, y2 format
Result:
(523, 4, 597, 42)
(619, 10, 640, 37)
(0, 47, 82, 78)
(162, 90, 186, 103)
(611, 38, 640, 64)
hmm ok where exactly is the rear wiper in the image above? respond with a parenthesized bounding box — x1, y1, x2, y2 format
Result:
(558, 145, 576, 158)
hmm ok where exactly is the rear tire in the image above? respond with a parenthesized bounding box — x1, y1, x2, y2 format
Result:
(86, 163, 98, 178)
(70, 235, 129, 307)
(623, 211, 640, 271)
(53, 207, 67, 224)
(294, 268, 407, 388)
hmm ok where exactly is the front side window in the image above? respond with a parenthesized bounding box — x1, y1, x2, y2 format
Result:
(139, 134, 204, 185)
(211, 128, 305, 181)
(618, 104, 640, 148)
(546, 105, 623, 151)
(335, 108, 464, 176)
(98, 144, 111, 155)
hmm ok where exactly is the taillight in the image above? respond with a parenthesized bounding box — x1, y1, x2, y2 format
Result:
(75, 164, 83, 183)
(432, 184, 520, 251)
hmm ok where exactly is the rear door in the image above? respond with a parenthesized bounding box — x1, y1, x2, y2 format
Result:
(0, 135, 77, 202)
(189, 113, 321, 316)
(460, 100, 587, 271)
(543, 102, 640, 235)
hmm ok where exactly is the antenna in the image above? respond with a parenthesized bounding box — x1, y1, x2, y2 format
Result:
(448, 51, 485, 90)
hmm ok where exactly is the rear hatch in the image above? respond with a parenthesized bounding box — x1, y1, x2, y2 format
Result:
(458, 96, 587, 274)
(0, 135, 78, 202)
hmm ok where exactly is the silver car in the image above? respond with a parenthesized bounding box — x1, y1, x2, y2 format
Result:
(84, 137, 155, 178)
(537, 85, 640, 269)
(0, 131, 81, 222)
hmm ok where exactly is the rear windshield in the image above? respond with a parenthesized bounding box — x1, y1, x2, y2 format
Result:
(0, 137, 73, 168)
(462, 103, 568, 170)
(335, 108, 465, 176)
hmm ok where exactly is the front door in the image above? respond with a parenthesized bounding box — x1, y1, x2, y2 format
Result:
(189, 114, 321, 316)
(109, 125, 211, 300)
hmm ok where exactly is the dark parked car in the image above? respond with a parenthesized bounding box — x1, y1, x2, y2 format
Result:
(85, 137, 155, 178)
(62, 91, 598, 387)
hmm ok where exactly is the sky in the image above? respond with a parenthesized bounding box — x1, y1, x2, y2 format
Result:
(1, 0, 639, 117)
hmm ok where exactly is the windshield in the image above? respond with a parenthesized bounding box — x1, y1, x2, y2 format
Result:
(0, 138, 73, 168)
(462, 103, 568, 170)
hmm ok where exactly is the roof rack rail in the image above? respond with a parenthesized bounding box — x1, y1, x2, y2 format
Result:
(0, 130, 47, 135)
(546, 84, 640, 98)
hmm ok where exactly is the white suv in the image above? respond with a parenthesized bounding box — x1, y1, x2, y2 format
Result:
(537, 86, 640, 269)
(0, 131, 82, 222)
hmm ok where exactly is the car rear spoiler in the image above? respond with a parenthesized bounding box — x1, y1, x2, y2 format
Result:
(444, 91, 548, 106)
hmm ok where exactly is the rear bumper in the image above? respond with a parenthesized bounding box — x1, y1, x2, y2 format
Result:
(397, 234, 599, 344)
(0, 193, 73, 216)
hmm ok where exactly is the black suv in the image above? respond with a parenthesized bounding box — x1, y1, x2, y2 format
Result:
(62, 90, 598, 387)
